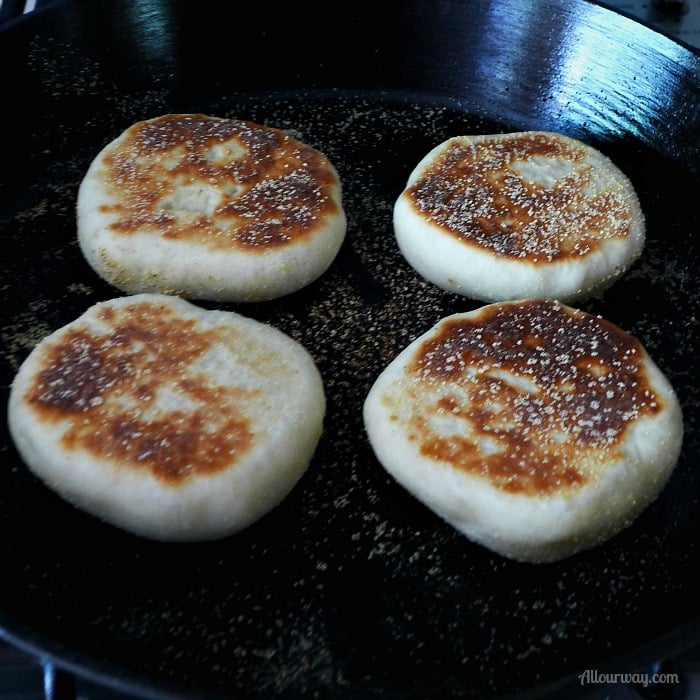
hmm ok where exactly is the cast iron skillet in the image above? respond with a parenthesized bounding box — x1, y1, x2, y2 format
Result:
(0, 1, 698, 698)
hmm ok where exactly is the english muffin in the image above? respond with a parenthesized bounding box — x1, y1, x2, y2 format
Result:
(7, 294, 326, 541)
(393, 131, 645, 303)
(363, 299, 683, 563)
(77, 114, 347, 302)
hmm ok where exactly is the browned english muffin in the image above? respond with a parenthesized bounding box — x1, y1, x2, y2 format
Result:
(393, 131, 645, 302)
(77, 114, 346, 302)
(8, 294, 326, 541)
(363, 298, 683, 562)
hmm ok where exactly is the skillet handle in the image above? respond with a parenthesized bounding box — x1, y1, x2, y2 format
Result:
(43, 660, 76, 700)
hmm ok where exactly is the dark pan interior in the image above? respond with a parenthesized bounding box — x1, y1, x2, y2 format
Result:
(0, 1, 698, 698)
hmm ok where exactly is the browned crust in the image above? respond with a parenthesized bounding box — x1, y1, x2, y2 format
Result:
(397, 299, 663, 495)
(25, 300, 257, 484)
(97, 114, 342, 252)
(405, 132, 635, 262)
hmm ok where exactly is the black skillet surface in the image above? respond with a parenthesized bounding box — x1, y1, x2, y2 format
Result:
(0, 1, 698, 698)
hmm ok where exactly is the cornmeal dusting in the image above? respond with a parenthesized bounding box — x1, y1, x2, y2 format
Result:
(407, 132, 633, 261)
(393, 299, 663, 494)
(26, 301, 255, 483)
(101, 114, 340, 252)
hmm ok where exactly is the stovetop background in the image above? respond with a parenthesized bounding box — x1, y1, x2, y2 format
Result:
(0, 0, 698, 698)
